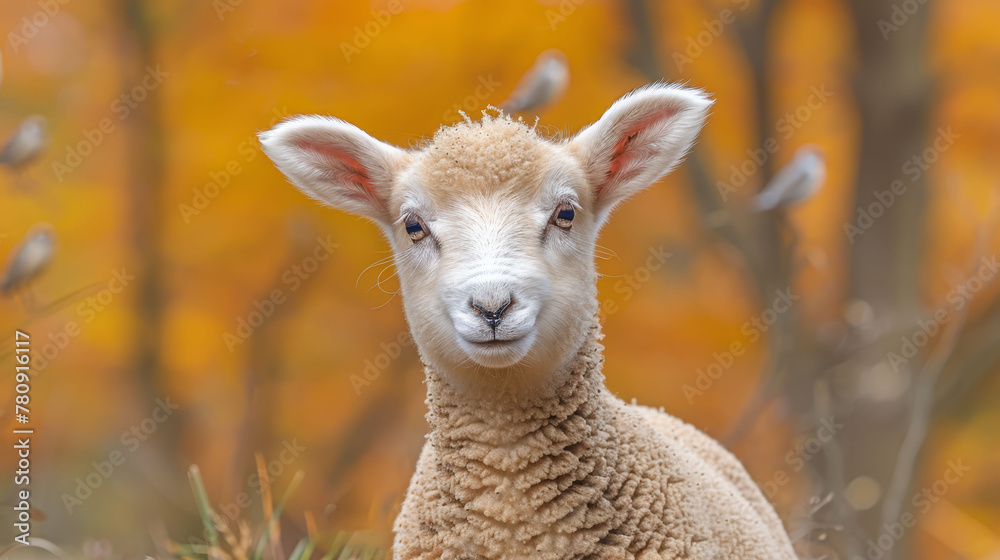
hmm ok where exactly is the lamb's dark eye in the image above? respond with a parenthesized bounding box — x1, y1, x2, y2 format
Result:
(551, 203, 575, 230)
(405, 216, 428, 242)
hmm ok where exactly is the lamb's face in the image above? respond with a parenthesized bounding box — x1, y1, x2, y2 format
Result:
(260, 84, 712, 390)
(384, 124, 600, 375)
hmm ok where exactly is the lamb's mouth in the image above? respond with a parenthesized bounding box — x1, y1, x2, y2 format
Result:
(466, 336, 525, 346)
(458, 331, 537, 368)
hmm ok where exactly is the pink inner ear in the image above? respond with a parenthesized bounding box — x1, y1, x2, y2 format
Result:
(600, 105, 678, 198)
(295, 139, 378, 203)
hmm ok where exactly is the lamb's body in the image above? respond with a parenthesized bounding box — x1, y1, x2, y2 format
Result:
(394, 321, 796, 560)
(260, 82, 798, 560)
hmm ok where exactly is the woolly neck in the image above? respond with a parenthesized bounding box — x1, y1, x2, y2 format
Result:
(398, 318, 799, 559)
(423, 317, 609, 443)
(417, 318, 637, 556)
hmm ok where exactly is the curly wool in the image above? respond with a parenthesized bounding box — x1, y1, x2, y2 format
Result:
(393, 319, 798, 560)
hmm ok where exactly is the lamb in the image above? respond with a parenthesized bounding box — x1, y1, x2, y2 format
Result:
(260, 83, 798, 560)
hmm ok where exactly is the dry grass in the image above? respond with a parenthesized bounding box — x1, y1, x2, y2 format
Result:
(151, 459, 384, 560)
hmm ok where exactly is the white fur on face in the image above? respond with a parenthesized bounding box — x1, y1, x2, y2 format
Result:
(260, 83, 712, 393)
(387, 155, 598, 384)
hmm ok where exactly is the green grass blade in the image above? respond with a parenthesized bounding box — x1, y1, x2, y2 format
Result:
(334, 544, 354, 560)
(253, 470, 305, 560)
(288, 538, 311, 560)
(187, 465, 220, 553)
(318, 531, 347, 560)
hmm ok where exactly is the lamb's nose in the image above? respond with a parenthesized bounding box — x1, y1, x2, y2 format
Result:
(471, 297, 512, 331)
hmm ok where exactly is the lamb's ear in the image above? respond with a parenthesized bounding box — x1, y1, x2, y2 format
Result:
(259, 116, 407, 224)
(569, 84, 712, 220)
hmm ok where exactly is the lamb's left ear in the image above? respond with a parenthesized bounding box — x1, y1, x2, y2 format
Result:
(259, 115, 408, 225)
(569, 84, 712, 219)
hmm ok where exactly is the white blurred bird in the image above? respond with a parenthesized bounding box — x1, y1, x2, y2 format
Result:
(0, 114, 50, 171)
(754, 144, 826, 211)
(1, 223, 57, 307)
(499, 50, 569, 115)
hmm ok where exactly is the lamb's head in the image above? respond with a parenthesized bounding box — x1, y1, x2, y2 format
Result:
(260, 84, 711, 391)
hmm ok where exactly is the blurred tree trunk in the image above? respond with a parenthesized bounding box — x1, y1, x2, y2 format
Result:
(839, 2, 932, 559)
(117, 0, 182, 459)
(846, 1, 931, 318)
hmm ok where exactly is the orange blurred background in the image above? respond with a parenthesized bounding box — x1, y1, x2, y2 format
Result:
(1, 0, 999, 558)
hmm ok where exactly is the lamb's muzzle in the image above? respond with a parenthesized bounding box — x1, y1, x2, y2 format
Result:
(259, 82, 798, 559)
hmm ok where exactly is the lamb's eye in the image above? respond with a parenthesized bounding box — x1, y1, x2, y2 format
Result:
(405, 216, 428, 242)
(551, 203, 575, 230)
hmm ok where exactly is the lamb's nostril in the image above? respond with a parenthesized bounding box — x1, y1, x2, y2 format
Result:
(470, 297, 513, 331)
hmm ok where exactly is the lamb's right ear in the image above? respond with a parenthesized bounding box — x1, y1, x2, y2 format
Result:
(259, 116, 408, 224)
